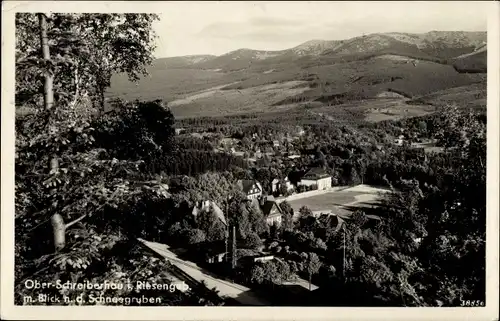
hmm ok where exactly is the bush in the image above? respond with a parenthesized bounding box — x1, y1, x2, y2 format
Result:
(244, 232, 263, 250)
(186, 229, 206, 245)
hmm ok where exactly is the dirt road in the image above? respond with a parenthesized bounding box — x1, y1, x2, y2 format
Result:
(138, 239, 271, 306)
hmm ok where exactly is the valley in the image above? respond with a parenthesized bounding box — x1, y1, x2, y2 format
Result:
(107, 31, 486, 122)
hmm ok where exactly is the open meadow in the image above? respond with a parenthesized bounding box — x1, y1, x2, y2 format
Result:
(288, 185, 391, 216)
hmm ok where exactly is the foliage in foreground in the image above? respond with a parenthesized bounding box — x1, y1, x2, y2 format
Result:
(15, 13, 223, 306)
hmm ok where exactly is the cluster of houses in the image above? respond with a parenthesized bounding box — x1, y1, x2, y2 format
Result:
(235, 167, 332, 227)
(206, 127, 308, 160)
(186, 167, 333, 233)
(236, 179, 284, 226)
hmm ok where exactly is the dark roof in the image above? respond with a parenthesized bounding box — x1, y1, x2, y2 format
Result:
(303, 167, 331, 180)
(261, 200, 283, 217)
(318, 214, 347, 232)
(237, 179, 262, 194)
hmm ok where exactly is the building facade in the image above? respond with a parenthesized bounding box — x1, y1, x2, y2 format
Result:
(298, 167, 332, 190)
(261, 200, 283, 226)
(237, 180, 263, 200)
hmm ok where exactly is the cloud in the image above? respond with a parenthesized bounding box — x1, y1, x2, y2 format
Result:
(155, 1, 489, 57)
(193, 18, 334, 51)
(196, 17, 317, 39)
(247, 16, 301, 27)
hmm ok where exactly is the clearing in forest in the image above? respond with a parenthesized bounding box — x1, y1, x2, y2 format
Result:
(288, 184, 390, 217)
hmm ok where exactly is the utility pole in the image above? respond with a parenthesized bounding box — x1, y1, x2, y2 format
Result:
(225, 197, 229, 263)
(343, 224, 346, 283)
(231, 225, 237, 270)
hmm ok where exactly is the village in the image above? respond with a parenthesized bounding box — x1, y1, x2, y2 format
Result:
(141, 125, 390, 306)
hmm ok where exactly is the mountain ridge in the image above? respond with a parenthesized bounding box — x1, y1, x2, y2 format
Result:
(108, 29, 486, 118)
(162, 31, 486, 59)
(157, 31, 486, 71)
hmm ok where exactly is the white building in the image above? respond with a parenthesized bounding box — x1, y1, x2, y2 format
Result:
(237, 180, 263, 200)
(298, 167, 332, 190)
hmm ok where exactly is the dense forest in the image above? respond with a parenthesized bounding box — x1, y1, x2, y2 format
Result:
(14, 13, 486, 307)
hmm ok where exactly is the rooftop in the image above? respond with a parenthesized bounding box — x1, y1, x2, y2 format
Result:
(261, 200, 283, 217)
(303, 167, 331, 180)
(237, 179, 262, 194)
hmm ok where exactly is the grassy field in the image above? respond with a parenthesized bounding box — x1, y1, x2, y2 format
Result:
(106, 68, 255, 102)
(411, 140, 445, 153)
(307, 98, 437, 123)
(166, 81, 311, 118)
(288, 185, 389, 215)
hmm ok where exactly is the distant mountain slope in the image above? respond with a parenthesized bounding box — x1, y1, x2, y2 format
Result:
(452, 49, 487, 73)
(153, 55, 216, 69)
(454, 42, 487, 59)
(420, 31, 486, 48)
(183, 31, 486, 72)
(320, 31, 486, 61)
(367, 31, 485, 50)
(190, 48, 290, 71)
(289, 39, 344, 56)
(324, 34, 416, 55)
(417, 31, 486, 59)
(108, 30, 486, 118)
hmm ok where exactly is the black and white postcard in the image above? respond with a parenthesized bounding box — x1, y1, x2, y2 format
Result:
(1, 1, 499, 320)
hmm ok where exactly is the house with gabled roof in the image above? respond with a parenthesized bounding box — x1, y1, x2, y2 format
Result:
(260, 200, 283, 226)
(298, 167, 332, 190)
(317, 213, 347, 232)
(237, 179, 263, 200)
(191, 200, 227, 226)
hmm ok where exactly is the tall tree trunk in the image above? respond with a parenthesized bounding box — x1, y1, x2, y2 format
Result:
(51, 214, 66, 251)
(39, 13, 65, 252)
(38, 13, 54, 110)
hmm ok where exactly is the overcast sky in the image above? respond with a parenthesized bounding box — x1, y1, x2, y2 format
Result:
(153, 1, 488, 58)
